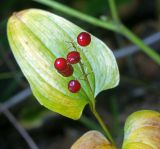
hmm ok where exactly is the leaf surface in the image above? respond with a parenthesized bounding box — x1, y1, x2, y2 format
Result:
(122, 110, 160, 149)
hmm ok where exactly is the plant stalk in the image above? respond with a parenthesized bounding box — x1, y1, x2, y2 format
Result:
(108, 0, 160, 64)
(79, 61, 95, 110)
(120, 24, 160, 64)
(78, 54, 115, 145)
(91, 106, 115, 145)
(108, 0, 120, 23)
(34, 0, 118, 32)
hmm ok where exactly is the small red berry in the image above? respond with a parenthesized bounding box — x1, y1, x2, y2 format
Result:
(77, 32, 91, 47)
(54, 58, 68, 71)
(59, 64, 73, 77)
(68, 80, 81, 93)
(67, 51, 80, 64)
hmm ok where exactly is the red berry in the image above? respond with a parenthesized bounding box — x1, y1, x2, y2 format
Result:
(54, 58, 68, 71)
(77, 32, 91, 46)
(68, 80, 81, 93)
(67, 51, 80, 64)
(59, 64, 73, 77)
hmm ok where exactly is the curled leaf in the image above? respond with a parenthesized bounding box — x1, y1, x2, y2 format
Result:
(7, 9, 119, 119)
(71, 130, 117, 149)
(122, 110, 160, 149)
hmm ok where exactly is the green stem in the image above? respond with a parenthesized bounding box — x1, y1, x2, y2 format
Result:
(70, 41, 115, 144)
(120, 25, 160, 64)
(108, 0, 120, 23)
(91, 107, 115, 145)
(77, 50, 115, 145)
(108, 0, 160, 64)
(79, 60, 95, 110)
(34, 0, 160, 65)
(108, 0, 125, 49)
(34, 0, 118, 32)
(79, 61, 94, 95)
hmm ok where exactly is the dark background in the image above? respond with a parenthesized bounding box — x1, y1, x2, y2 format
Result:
(0, 0, 160, 148)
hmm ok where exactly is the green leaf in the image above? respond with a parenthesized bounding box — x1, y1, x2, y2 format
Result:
(122, 110, 160, 149)
(7, 9, 119, 120)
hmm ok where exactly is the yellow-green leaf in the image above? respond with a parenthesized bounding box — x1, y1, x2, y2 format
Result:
(122, 110, 160, 149)
(7, 9, 119, 120)
(71, 130, 117, 149)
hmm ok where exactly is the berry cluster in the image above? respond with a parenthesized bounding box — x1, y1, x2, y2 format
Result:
(54, 32, 91, 93)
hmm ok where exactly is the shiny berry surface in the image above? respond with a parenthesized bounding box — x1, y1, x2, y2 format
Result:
(54, 58, 68, 71)
(59, 64, 73, 77)
(68, 80, 81, 93)
(67, 51, 80, 64)
(77, 32, 91, 46)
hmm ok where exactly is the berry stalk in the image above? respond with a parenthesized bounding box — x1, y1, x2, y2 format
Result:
(75, 45, 115, 145)
(78, 60, 95, 109)
(54, 33, 116, 145)
(91, 107, 116, 145)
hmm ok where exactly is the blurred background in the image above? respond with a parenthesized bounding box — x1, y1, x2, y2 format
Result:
(0, 0, 160, 149)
